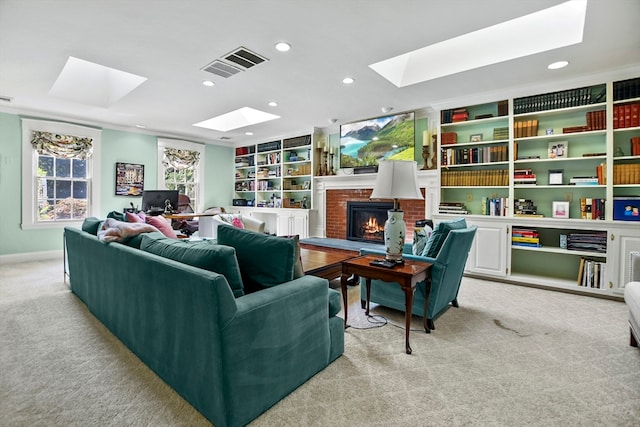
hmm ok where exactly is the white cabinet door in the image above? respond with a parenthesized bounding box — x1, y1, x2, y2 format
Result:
(276, 210, 309, 238)
(607, 227, 640, 292)
(465, 219, 508, 277)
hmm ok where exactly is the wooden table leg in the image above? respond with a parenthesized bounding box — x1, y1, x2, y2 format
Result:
(404, 287, 414, 354)
(365, 278, 372, 316)
(340, 273, 349, 329)
(423, 279, 432, 334)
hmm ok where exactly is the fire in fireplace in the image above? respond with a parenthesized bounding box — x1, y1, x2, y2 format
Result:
(346, 201, 393, 244)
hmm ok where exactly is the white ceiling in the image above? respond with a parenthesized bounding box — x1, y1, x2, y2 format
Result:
(1, 0, 639, 147)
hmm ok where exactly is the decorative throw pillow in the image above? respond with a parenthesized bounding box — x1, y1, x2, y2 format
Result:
(412, 225, 433, 256)
(106, 210, 126, 222)
(421, 218, 467, 258)
(282, 235, 304, 279)
(145, 215, 176, 238)
(231, 217, 245, 229)
(126, 211, 146, 223)
(217, 225, 296, 293)
(140, 235, 245, 297)
(81, 217, 103, 235)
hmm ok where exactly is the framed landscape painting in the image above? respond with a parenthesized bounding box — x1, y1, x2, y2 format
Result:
(115, 162, 144, 196)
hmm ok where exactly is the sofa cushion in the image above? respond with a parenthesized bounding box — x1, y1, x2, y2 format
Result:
(217, 226, 296, 293)
(126, 211, 146, 223)
(328, 288, 342, 317)
(140, 234, 245, 297)
(107, 210, 126, 222)
(81, 217, 103, 235)
(282, 234, 304, 279)
(421, 217, 467, 258)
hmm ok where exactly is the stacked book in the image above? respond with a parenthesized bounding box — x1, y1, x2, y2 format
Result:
(441, 169, 508, 186)
(511, 227, 540, 248)
(586, 110, 607, 130)
(562, 125, 589, 133)
(493, 127, 509, 140)
(481, 197, 509, 216)
(513, 86, 603, 114)
(613, 77, 640, 101)
(514, 169, 536, 185)
(613, 163, 640, 184)
(569, 176, 599, 186)
(632, 137, 640, 156)
(441, 132, 457, 145)
(514, 120, 539, 137)
(580, 198, 606, 220)
(451, 108, 469, 122)
(567, 231, 607, 253)
(438, 202, 469, 215)
(513, 199, 540, 216)
(577, 258, 607, 289)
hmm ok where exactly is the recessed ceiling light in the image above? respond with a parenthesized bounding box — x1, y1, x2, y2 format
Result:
(193, 107, 280, 132)
(202, 80, 215, 87)
(275, 42, 291, 52)
(548, 60, 569, 70)
(381, 106, 394, 113)
(245, 132, 254, 136)
(268, 101, 278, 107)
(328, 118, 338, 124)
(369, 0, 587, 87)
(342, 77, 355, 85)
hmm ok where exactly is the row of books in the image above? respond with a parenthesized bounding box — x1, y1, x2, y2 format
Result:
(257, 140, 281, 153)
(282, 135, 311, 149)
(613, 77, 640, 101)
(438, 202, 469, 215)
(514, 119, 538, 138)
(613, 103, 640, 129)
(440, 146, 508, 165)
(580, 198, 606, 220)
(632, 137, 640, 156)
(511, 227, 540, 247)
(441, 108, 469, 124)
(514, 169, 536, 185)
(493, 127, 509, 140)
(257, 152, 281, 165)
(441, 132, 458, 145)
(481, 197, 509, 216)
(585, 109, 607, 130)
(513, 86, 604, 114)
(513, 199, 538, 216)
(577, 258, 607, 289)
(567, 231, 607, 253)
(592, 163, 640, 186)
(441, 169, 508, 186)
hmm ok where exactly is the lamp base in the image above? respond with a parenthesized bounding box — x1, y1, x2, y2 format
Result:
(383, 210, 406, 262)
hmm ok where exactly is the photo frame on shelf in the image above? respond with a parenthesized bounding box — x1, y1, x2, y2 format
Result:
(548, 169, 564, 185)
(552, 201, 570, 218)
(115, 162, 144, 196)
(548, 141, 568, 159)
(303, 180, 310, 190)
(470, 133, 483, 142)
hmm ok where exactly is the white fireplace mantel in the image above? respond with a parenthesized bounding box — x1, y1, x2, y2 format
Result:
(311, 170, 440, 238)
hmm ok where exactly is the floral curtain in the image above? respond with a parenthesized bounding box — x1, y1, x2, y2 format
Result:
(31, 131, 93, 159)
(163, 147, 200, 170)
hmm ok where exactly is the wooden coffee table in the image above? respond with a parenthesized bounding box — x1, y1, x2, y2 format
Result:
(301, 248, 354, 280)
(340, 254, 432, 354)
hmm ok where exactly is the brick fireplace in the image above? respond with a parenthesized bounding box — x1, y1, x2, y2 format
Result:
(325, 188, 427, 241)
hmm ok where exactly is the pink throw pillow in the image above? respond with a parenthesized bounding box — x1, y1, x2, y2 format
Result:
(126, 211, 146, 223)
(231, 217, 245, 229)
(146, 216, 176, 238)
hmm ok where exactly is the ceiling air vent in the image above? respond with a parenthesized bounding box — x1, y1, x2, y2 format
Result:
(201, 47, 268, 78)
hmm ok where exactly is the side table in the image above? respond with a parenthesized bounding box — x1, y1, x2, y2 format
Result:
(340, 254, 432, 354)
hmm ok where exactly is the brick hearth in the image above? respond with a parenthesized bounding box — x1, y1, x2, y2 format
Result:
(325, 188, 427, 241)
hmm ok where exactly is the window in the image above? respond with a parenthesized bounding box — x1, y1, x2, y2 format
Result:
(157, 139, 204, 212)
(21, 119, 101, 229)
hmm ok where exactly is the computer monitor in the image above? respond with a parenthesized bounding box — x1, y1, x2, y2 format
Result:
(141, 190, 179, 214)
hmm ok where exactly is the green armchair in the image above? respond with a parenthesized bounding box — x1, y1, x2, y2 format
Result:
(359, 223, 477, 332)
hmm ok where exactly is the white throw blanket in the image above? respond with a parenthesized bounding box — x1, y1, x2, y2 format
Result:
(98, 218, 158, 242)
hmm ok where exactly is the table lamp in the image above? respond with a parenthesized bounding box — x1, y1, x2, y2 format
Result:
(370, 160, 424, 263)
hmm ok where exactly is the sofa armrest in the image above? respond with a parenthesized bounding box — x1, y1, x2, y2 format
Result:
(631, 252, 640, 282)
(220, 275, 333, 426)
(241, 215, 265, 233)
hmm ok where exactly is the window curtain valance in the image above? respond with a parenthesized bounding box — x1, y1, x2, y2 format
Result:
(31, 131, 93, 159)
(163, 147, 200, 170)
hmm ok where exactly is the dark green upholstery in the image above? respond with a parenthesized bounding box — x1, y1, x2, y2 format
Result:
(360, 224, 477, 329)
(64, 226, 343, 427)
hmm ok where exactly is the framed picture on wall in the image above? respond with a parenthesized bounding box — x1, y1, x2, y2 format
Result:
(115, 162, 144, 196)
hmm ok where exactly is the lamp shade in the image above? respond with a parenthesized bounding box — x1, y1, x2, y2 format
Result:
(370, 160, 423, 201)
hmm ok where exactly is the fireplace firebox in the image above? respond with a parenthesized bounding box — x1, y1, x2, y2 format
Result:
(346, 201, 394, 244)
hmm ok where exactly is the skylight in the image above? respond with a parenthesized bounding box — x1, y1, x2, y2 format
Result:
(49, 56, 147, 107)
(369, 0, 587, 88)
(193, 107, 280, 132)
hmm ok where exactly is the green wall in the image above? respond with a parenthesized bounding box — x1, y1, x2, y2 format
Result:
(0, 112, 233, 256)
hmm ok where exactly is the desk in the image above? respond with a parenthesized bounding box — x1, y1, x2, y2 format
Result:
(340, 255, 432, 354)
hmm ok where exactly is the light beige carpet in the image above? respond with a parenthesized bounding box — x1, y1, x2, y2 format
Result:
(1, 259, 639, 426)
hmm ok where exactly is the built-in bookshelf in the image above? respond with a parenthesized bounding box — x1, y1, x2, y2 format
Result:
(437, 76, 640, 297)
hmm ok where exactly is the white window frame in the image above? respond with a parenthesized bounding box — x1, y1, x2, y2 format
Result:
(157, 138, 205, 212)
(21, 119, 102, 229)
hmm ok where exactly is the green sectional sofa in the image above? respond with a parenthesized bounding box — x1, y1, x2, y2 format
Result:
(64, 222, 343, 427)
